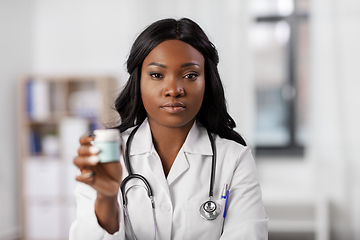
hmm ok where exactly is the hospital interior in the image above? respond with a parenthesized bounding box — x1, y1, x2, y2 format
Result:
(1, 0, 359, 239)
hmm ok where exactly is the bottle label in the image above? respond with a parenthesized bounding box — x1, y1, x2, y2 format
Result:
(94, 141, 120, 163)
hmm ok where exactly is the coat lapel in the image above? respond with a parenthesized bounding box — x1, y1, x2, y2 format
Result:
(128, 119, 171, 196)
(127, 119, 213, 193)
(167, 121, 213, 185)
(147, 148, 171, 196)
(167, 148, 190, 186)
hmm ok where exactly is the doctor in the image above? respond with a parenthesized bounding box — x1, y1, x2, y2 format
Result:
(70, 18, 268, 240)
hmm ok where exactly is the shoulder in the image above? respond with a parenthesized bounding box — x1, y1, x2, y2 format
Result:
(211, 131, 255, 172)
(119, 121, 145, 144)
(195, 122, 252, 163)
(120, 125, 136, 142)
(215, 134, 251, 157)
(213, 135, 260, 187)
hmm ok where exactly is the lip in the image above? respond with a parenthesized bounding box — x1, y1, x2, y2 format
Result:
(161, 102, 186, 113)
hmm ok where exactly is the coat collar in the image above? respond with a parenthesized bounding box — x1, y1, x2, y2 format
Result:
(128, 118, 213, 156)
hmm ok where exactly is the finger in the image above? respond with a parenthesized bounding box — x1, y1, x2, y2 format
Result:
(120, 135, 125, 157)
(120, 144, 124, 156)
(76, 170, 96, 185)
(78, 145, 101, 156)
(74, 156, 100, 169)
(79, 135, 95, 145)
(83, 171, 95, 178)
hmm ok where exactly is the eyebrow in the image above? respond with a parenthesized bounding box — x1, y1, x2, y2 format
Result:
(181, 62, 200, 68)
(147, 62, 167, 68)
(146, 62, 200, 69)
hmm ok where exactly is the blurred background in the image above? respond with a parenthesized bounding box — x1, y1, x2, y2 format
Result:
(1, 0, 359, 239)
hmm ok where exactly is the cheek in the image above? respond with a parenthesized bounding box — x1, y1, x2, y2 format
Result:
(140, 79, 159, 114)
(140, 79, 148, 107)
(141, 82, 151, 107)
(191, 81, 206, 111)
(198, 89, 205, 109)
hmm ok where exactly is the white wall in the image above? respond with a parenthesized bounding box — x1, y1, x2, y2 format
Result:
(0, 0, 33, 238)
(32, 0, 255, 141)
(308, 0, 360, 239)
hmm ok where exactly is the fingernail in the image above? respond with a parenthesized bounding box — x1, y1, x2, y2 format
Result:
(83, 171, 95, 178)
(89, 146, 101, 154)
(88, 155, 100, 164)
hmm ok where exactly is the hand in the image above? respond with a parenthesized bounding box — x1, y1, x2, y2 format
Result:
(73, 133, 122, 198)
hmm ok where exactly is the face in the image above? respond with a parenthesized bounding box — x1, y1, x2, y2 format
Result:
(140, 40, 205, 130)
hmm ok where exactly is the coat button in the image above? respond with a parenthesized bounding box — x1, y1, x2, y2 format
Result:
(161, 202, 171, 212)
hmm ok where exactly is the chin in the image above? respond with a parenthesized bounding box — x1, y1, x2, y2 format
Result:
(149, 115, 196, 129)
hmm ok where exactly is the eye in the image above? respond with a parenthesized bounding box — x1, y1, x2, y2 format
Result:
(184, 73, 198, 80)
(150, 73, 163, 79)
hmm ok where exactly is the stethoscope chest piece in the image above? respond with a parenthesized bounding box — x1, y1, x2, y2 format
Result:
(199, 200, 221, 220)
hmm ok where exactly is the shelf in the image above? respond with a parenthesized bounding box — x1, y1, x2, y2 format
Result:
(18, 75, 119, 240)
(269, 220, 316, 233)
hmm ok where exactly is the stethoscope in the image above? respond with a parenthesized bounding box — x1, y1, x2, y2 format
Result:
(120, 125, 221, 240)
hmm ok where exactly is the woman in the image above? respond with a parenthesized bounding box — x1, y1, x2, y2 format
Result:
(70, 18, 268, 240)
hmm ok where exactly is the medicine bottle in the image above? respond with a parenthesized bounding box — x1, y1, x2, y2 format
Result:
(93, 129, 121, 163)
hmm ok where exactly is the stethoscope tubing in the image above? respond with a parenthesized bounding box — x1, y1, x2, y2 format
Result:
(119, 123, 220, 231)
(121, 173, 153, 206)
(120, 124, 216, 202)
(206, 129, 216, 199)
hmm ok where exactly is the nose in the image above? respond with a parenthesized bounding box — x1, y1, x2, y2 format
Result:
(163, 77, 185, 98)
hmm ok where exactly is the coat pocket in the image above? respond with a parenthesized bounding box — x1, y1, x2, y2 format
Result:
(184, 199, 224, 240)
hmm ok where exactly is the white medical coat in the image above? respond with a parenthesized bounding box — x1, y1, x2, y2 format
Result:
(69, 119, 268, 240)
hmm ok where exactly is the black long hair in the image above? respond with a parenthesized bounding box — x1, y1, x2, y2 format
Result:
(114, 18, 246, 146)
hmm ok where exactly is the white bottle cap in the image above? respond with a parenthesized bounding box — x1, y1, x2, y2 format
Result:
(93, 129, 120, 142)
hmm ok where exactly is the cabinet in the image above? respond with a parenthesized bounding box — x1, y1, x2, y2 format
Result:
(17, 75, 119, 240)
(266, 199, 329, 240)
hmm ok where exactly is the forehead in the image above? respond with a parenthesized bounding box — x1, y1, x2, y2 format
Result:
(143, 40, 205, 66)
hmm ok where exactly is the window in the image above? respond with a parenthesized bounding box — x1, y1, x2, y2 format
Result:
(251, 0, 310, 156)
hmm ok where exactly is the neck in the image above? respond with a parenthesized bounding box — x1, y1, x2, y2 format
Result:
(148, 118, 195, 176)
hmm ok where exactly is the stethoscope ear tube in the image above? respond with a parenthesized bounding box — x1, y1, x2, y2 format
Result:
(121, 173, 153, 206)
(206, 130, 216, 199)
(121, 125, 153, 206)
(124, 125, 141, 175)
(121, 124, 222, 222)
